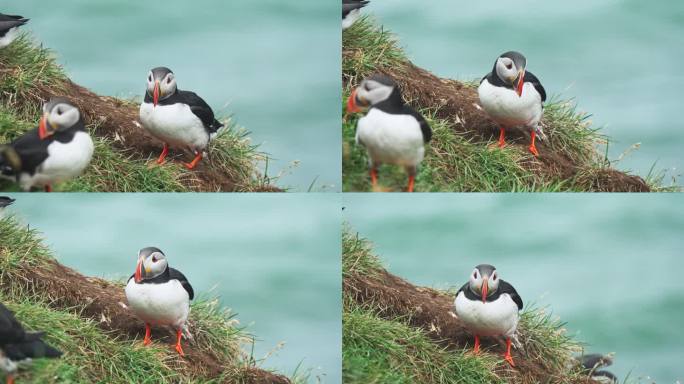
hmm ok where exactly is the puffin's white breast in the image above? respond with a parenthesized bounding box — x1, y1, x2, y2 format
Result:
(19, 131, 94, 190)
(139, 102, 209, 151)
(478, 79, 543, 129)
(454, 291, 519, 337)
(0, 27, 20, 48)
(356, 108, 425, 167)
(125, 279, 190, 328)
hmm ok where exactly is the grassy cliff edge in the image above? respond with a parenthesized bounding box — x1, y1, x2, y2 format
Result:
(0, 215, 291, 383)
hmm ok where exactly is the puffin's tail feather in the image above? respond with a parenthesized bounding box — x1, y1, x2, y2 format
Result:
(208, 119, 224, 140)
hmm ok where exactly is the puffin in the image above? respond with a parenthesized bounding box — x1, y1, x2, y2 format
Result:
(478, 51, 547, 156)
(1, 302, 62, 384)
(577, 353, 618, 383)
(454, 264, 522, 367)
(139, 67, 223, 169)
(342, 0, 369, 30)
(0, 196, 13, 209)
(0, 98, 94, 192)
(347, 74, 431, 192)
(125, 247, 194, 357)
(0, 13, 28, 49)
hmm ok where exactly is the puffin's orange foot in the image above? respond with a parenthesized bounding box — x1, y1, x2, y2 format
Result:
(184, 152, 202, 169)
(143, 323, 152, 346)
(504, 353, 516, 367)
(175, 343, 185, 357)
(175, 329, 185, 357)
(473, 335, 481, 354)
(7, 374, 15, 384)
(528, 145, 539, 157)
(157, 143, 169, 164)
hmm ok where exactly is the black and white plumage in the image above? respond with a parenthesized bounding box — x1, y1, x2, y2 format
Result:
(139, 67, 223, 169)
(478, 51, 547, 157)
(347, 74, 431, 192)
(576, 353, 618, 384)
(125, 247, 194, 357)
(0, 98, 94, 192)
(342, 0, 369, 30)
(0, 14, 28, 49)
(0, 196, 13, 209)
(454, 264, 522, 366)
(1, 302, 62, 384)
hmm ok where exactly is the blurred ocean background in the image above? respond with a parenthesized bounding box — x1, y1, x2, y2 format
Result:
(2, 0, 340, 191)
(5, 194, 342, 384)
(344, 194, 684, 383)
(366, 0, 683, 185)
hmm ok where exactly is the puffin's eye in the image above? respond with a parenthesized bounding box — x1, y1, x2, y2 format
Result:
(505, 63, 513, 70)
(148, 75, 152, 82)
(473, 272, 478, 279)
(152, 255, 158, 263)
(492, 274, 497, 281)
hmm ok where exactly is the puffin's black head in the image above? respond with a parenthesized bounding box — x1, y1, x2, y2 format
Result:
(347, 73, 400, 113)
(134, 246, 168, 283)
(467, 264, 500, 302)
(146, 67, 177, 107)
(0, 196, 15, 209)
(493, 51, 527, 97)
(38, 98, 82, 140)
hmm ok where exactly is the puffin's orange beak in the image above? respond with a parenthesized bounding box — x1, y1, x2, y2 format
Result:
(481, 278, 489, 303)
(153, 80, 160, 107)
(516, 70, 525, 97)
(134, 257, 143, 283)
(347, 88, 360, 113)
(38, 116, 49, 140)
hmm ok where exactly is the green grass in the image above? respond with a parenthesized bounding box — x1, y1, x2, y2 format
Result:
(0, 34, 271, 192)
(342, 17, 673, 192)
(342, 227, 606, 384)
(344, 305, 502, 384)
(0, 216, 287, 383)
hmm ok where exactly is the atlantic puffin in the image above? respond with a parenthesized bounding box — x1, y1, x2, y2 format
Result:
(478, 51, 547, 156)
(342, 0, 369, 30)
(0, 98, 94, 192)
(347, 74, 432, 192)
(139, 67, 223, 169)
(125, 247, 194, 357)
(0, 196, 13, 209)
(577, 353, 618, 383)
(1, 302, 62, 384)
(0, 13, 28, 49)
(454, 264, 522, 366)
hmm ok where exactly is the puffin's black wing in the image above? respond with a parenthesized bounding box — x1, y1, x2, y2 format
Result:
(5, 129, 51, 176)
(0, 303, 26, 344)
(405, 107, 432, 143)
(0, 14, 28, 35)
(499, 280, 523, 310)
(177, 90, 223, 134)
(342, 1, 369, 18)
(169, 268, 194, 300)
(524, 71, 546, 103)
(0, 196, 15, 208)
(3, 336, 62, 361)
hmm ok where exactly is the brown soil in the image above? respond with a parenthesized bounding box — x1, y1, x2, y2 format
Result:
(343, 59, 651, 192)
(0, 257, 289, 384)
(344, 268, 597, 384)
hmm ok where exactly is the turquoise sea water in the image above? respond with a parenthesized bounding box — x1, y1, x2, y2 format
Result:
(5, 194, 342, 383)
(343, 194, 684, 383)
(2, 0, 340, 191)
(367, 0, 684, 185)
